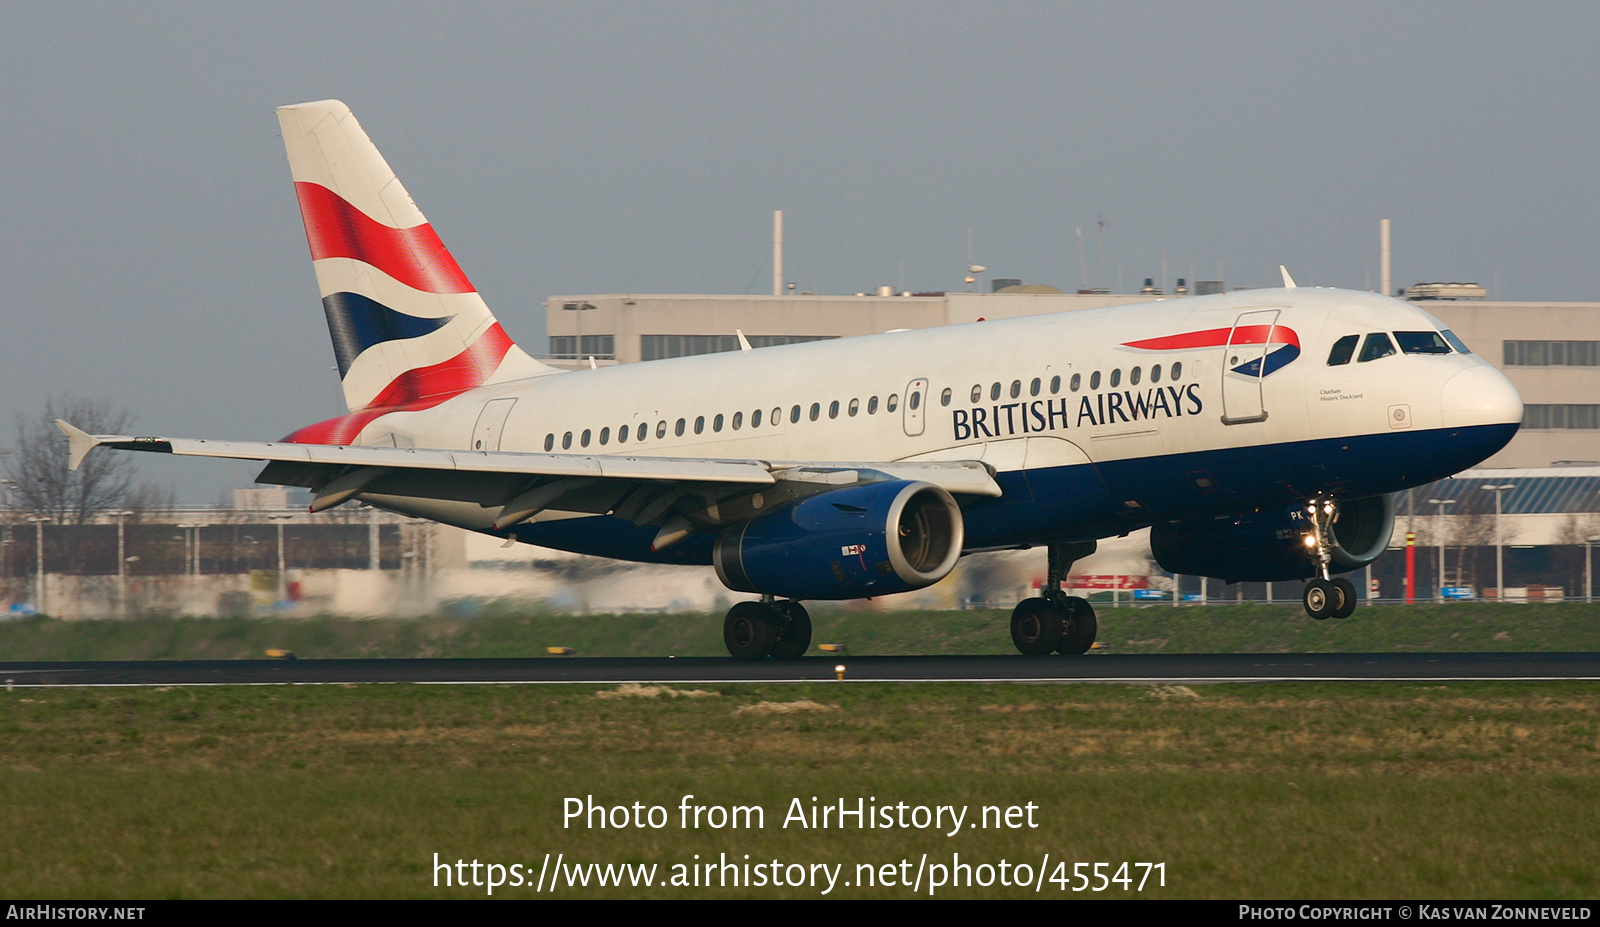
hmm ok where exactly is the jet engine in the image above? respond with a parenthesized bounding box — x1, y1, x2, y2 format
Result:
(713, 480, 964, 600)
(1149, 494, 1395, 583)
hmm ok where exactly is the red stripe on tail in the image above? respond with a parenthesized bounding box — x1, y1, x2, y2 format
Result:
(282, 324, 516, 445)
(294, 182, 474, 294)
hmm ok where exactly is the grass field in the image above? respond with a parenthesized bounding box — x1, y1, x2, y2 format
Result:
(1, 680, 1597, 899)
(2, 600, 1599, 661)
(2, 605, 1596, 899)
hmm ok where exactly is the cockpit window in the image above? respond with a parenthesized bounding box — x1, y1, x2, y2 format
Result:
(1358, 332, 1397, 362)
(1441, 330, 1472, 355)
(1394, 331, 1453, 355)
(1327, 334, 1358, 366)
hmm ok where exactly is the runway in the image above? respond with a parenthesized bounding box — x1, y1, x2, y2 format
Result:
(2, 651, 1597, 687)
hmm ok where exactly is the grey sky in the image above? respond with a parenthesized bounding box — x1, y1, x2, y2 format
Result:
(3, 2, 1596, 501)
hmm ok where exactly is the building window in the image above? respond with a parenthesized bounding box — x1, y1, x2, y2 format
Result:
(1524, 404, 1600, 429)
(639, 333, 835, 361)
(1505, 341, 1600, 366)
(549, 334, 615, 359)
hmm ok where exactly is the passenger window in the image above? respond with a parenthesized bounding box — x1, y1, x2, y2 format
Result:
(1130, 367, 1141, 386)
(828, 400, 839, 419)
(809, 403, 820, 422)
(868, 396, 879, 414)
(675, 418, 686, 436)
(970, 385, 982, 403)
(1394, 331, 1452, 355)
(713, 413, 723, 432)
(791, 405, 801, 424)
(990, 383, 1001, 401)
(693, 416, 704, 434)
(771, 407, 781, 426)
(544, 434, 554, 452)
(888, 394, 899, 412)
(1359, 333, 1397, 362)
(1070, 373, 1081, 392)
(910, 391, 921, 410)
(581, 429, 591, 447)
(599, 427, 610, 446)
(1010, 380, 1021, 399)
(1152, 364, 1163, 383)
(850, 398, 860, 416)
(939, 389, 950, 407)
(1090, 371, 1101, 389)
(618, 425, 628, 444)
(1327, 334, 1358, 366)
(656, 421, 667, 439)
(1110, 369, 1121, 388)
(1171, 361, 1183, 380)
(1050, 375, 1061, 394)
(562, 432, 573, 449)
(753, 409, 764, 428)
(639, 423, 649, 441)
(732, 411, 743, 430)
(1030, 378, 1041, 397)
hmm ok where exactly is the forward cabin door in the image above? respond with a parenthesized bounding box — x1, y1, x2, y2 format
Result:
(902, 378, 928, 437)
(1220, 310, 1280, 425)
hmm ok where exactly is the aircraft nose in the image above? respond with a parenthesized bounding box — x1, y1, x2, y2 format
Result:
(1440, 364, 1523, 428)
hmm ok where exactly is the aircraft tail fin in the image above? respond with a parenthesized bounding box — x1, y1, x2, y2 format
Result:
(276, 100, 555, 414)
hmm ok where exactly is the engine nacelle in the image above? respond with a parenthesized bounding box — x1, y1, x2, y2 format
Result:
(713, 480, 964, 600)
(1149, 494, 1395, 583)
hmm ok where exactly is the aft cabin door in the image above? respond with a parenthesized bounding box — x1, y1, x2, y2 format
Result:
(902, 378, 928, 437)
(1220, 310, 1279, 425)
(472, 398, 516, 451)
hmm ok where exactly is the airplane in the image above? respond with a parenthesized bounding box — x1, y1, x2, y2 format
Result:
(59, 100, 1524, 660)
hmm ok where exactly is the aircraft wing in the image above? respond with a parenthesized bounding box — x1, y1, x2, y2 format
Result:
(57, 420, 1001, 536)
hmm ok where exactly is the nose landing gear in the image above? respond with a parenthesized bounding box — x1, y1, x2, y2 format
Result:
(1300, 498, 1357, 620)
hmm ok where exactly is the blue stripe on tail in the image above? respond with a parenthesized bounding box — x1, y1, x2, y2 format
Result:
(322, 292, 454, 377)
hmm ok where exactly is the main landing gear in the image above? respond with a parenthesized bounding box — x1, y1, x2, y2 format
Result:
(724, 597, 812, 661)
(1300, 498, 1357, 620)
(1010, 540, 1099, 656)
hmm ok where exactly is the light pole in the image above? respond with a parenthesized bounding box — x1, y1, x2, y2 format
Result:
(26, 515, 49, 614)
(1483, 484, 1516, 600)
(178, 524, 209, 577)
(109, 510, 134, 618)
(1427, 497, 1455, 601)
(1587, 535, 1600, 604)
(268, 513, 293, 604)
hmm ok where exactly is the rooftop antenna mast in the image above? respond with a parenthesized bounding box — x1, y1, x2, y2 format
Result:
(1096, 213, 1110, 291)
(964, 227, 985, 292)
(1076, 227, 1089, 290)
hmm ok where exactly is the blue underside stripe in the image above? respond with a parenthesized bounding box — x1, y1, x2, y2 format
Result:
(509, 422, 1520, 574)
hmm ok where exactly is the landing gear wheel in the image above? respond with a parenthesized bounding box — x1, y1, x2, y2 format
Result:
(1057, 596, 1098, 654)
(724, 601, 780, 661)
(1011, 597, 1065, 655)
(769, 601, 812, 661)
(1330, 578, 1358, 619)
(1302, 578, 1343, 620)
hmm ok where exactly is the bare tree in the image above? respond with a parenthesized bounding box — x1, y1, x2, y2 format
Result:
(6, 396, 137, 525)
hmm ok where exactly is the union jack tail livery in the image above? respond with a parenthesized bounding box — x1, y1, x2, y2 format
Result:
(277, 100, 553, 437)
